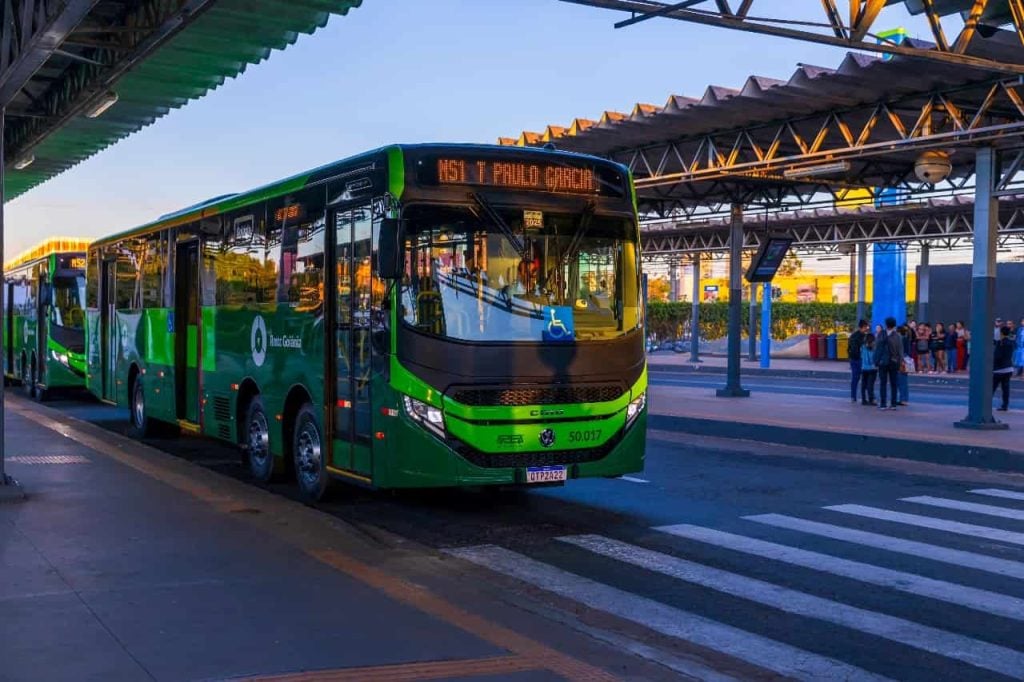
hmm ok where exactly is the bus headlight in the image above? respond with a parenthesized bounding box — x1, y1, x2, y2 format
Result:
(626, 392, 646, 425)
(402, 395, 445, 437)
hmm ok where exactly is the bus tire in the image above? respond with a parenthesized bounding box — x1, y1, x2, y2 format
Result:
(128, 376, 156, 438)
(292, 404, 328, 503)
(244, 397, 276, 483)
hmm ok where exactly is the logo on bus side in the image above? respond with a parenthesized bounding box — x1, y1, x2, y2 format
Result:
(251, 316, 267, 367)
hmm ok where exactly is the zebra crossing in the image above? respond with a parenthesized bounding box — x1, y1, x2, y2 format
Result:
(449, 487, 1024, 680)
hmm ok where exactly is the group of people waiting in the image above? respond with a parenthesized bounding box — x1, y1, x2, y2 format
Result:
(846, 316, 1024, 411)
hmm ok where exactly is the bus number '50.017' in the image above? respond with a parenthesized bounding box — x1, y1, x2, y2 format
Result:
(569, 429, 602, 443)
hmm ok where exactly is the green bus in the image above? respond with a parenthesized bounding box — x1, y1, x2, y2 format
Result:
(86, 144, 647, 501)
(4, 238, 91, 400)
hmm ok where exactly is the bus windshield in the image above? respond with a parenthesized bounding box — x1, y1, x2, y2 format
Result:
(401, 205, 640, 343)
(51, 275, 86, 329)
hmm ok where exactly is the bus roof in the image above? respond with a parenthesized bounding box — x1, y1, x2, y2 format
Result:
(5, 237, 91, 271)
(90, 143, 628, 248)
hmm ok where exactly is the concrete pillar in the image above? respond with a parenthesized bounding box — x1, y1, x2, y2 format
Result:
(718, 204, 750, 397)
(760, 281, 772, 369)
(689, 252, 701, 363)
(747, 282, 757, 361)
(917, 242, 930, 323)
(957, 147, 1007, 430)
(669, 260, 680, 302)
(856, 243, 868, 325)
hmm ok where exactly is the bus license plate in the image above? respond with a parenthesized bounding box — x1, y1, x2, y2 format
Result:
(526, 466, 566, 483)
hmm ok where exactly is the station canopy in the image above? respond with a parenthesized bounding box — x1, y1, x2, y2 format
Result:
(501, 35, 1024, 220)
(2, 0, 364, 202)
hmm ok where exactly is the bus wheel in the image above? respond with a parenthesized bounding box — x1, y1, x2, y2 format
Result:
(292, 404, 328, 503)
(21, 357, 33, 397)
(129, 376, 155, 438)
(244, 397, 275, 483)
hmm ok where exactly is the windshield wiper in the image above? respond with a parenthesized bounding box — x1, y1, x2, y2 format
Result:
(559, 200, 595, 270)
(471, 193, 525, 259)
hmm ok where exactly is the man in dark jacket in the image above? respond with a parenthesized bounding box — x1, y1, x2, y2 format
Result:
(874, 317, 902, 410)
(848, 320, 868, 403)
(994, 325, 1014, 412)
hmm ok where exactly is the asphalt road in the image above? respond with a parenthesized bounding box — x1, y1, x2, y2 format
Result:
(34, 389, 1024, 681)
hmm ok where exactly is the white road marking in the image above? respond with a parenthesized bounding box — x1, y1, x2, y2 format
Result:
(971, 488, 1024, 503)
(618, 476, 650, 484)
(654, 523, 1024, 621)
(560, 534, 1024, 679)
(902, 496, 1024, 521)
(448, 545, 890, 682)
(825, 504, 1024, 547)
(746, 513, 1024, 581)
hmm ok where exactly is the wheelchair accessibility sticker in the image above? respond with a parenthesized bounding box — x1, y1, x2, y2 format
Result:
(542, 306, 575, 343)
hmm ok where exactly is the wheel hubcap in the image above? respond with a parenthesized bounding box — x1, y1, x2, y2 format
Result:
(296, 421, 322, 487)
(133, 385, 144, 427)
(248, 411, 270, 467)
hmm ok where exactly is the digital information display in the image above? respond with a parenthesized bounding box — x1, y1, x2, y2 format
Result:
(58, 255, 86, 270)
(436, 158, 599, 195)
(745, 236, 794, 283)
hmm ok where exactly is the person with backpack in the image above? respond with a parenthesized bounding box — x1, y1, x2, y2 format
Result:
(860, 334, 877, 405)
(848, 320, 868, 403)
(874, 317, 902, 410)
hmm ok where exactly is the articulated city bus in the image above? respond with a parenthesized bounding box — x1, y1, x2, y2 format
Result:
(86, 144, 646, 501)
(3, 238, 91, 400)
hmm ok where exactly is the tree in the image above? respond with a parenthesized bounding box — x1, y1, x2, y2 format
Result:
(647, 276, 671, 302)
(776, 253, 803, 277)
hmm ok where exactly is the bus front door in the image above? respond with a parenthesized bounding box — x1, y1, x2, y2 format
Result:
(100, 260, 117, 402)
(330, 209, 374, 480)
(174, 241, 200, 424)
(5, 282, 13, 376)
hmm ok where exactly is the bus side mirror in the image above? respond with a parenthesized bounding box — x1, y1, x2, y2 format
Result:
(377, 218, 403, 280)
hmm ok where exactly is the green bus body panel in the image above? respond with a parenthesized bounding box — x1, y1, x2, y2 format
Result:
(86, 143, 647, 489)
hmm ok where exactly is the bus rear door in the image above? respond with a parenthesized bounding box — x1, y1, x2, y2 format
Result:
(174, 240, 200, 424)
(100, 259, 117, 402)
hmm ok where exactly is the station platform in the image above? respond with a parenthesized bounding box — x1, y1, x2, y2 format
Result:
(649, 380, 1024, 473)
(0, 395, 643, 682)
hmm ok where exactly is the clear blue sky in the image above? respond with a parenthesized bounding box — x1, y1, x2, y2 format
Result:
(5, 0, 941, 258)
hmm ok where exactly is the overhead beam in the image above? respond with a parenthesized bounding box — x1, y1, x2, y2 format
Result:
(0, 0, 101, 107)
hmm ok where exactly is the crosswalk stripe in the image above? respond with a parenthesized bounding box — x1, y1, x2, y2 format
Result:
(448, 545, 891, 682)
(746, 513, 1024, 581)
(561, 534, 1024, 679)
(654, 523, 1024, 621)
(901, 496, 1024, 521)
(971, 488, 1024, 502)
(825, 504, 1024, 547)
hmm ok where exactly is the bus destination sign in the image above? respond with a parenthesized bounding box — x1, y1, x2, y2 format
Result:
(436, 158, 599, 195)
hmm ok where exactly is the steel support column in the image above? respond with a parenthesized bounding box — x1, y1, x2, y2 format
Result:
(760, 281, 772, 369)
(957, 147, 1007, 430)
(669, 260, 680, 302)
(0, 108, 21, 499)
(856, 243, 867, 325)
(918, 243, 930, 323)
(718, 204, 750, 397)
(747, 282, 757, 361)
(689, 252, 701, 363)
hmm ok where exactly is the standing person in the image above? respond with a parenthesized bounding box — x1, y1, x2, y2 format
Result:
(897, 325, 911, 406)
(933, 322, 947, 376)
(1015, 317, 1024, 378)
(860, 334, 877, 405)
(945, 322, 958, 373)
(874, 317, 902, 410)
(908, 319, 918, 370)
(915, 323, 930, 374)
(994, 325, 1014, 411)
(995, 317, 1004, 341)
(960, 322, 971, 370)
(848, 320, 868, 403)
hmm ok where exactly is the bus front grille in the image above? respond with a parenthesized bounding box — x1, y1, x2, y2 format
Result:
(451, 384, 623, 407)
(456, 447, 606, 469)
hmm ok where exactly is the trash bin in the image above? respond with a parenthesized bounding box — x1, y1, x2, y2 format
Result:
(826, 333, 838, 360)
(816, 334, 827, 360)
(809, 333, 821, 359)
(837, 332, 849, 361)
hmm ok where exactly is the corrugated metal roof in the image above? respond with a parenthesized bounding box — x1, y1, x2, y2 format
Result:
(5, 0, 363, 202)
(501, 39, 1024, 204)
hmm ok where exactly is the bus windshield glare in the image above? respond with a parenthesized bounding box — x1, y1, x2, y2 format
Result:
(51, 275, 86, 329)
(401, 205, 641, 343)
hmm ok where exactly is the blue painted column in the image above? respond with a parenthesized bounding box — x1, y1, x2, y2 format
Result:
(760, 281, 772, 368)
(871, 242, 907, 329)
